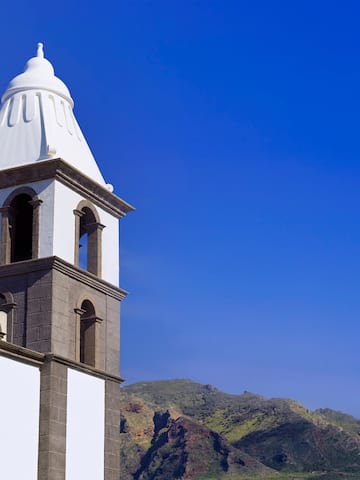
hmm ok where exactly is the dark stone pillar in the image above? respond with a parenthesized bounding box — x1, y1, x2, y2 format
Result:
(38, 358, 68, 480)
(105, 379, 121, 480)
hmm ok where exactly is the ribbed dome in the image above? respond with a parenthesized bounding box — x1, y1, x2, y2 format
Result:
(0, 44, 106, 186)
(2, 43, 73, 106)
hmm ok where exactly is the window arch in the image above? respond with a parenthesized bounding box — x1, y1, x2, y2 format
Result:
(80, 300, 96, 366)
(75, 298, 102, 368)
(74, 201, 104, 277)
(10, 194, 33, 262)
(0, 292, 16, 342)
(0, 295, 7, 341)
(0, 187, 42, 264)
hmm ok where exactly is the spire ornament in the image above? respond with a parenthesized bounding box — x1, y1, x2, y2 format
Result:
(37, 42, 44, 59)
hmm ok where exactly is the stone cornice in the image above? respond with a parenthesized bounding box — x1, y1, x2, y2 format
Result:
(0, 342, 124, 383)
(0, 340, 44, 366)
(0, 256, 128, 301)
(44, 353, 124, 383)
(52, 257, 128, 300)
(0, 158, 135, 219)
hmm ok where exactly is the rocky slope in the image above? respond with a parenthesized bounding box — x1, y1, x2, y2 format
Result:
(120, 379, 360, 480)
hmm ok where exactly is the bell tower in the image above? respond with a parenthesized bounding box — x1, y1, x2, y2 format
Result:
(0, 44, 134, 479)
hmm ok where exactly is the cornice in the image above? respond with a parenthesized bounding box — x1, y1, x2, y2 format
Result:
(0, 340, 44, 366)
(0, 342, 124, 383)
(0, 158, 135, 219)
(45, 353, 124, 383)
(52, 257, 128, 301)
(0, 256, 128, 301)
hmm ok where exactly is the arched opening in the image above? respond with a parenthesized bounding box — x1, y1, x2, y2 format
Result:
(74, 202, 104, 277)
(79, 299, 96, 367)
(79, 207, 95, 271)
(1, 187, 41, 265)
(0, 294, 7, 340)
(9, 194, 33, 262)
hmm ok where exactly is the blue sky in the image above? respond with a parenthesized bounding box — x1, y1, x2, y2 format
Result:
(2, 1, 360, 417)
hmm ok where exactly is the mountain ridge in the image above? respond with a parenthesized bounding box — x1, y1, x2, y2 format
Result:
(120, 379, 360, 480)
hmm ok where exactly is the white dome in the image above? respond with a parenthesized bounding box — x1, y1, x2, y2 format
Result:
(2, 44, 73, 106)
(0, 44, 106, 186)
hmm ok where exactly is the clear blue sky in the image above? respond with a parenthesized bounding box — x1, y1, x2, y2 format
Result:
(2, 1, 360, 417)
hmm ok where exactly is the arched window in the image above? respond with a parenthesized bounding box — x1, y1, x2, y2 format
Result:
(74, 298, 103, 368)
(0, 295, 7, 341)
(0, 188, 42, 264)
(10, 194, 33, 262)
(80, 299, 96, 366)
(74, 202, 104, 277)
(0, 292, 15, 342)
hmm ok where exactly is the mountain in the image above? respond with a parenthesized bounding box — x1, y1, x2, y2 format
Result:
(119, 379, 360, 480)
(136, 412, 274, 480)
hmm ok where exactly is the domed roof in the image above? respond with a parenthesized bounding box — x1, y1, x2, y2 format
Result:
(2, 43, 73, 106)
(0, 44, 106, 186)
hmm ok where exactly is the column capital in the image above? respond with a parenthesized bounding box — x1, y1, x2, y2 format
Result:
(73, 209, 85, 218)
(87, 222, 106, 231)
(0, 205, 14, 215)
(29, 198, 43, 208)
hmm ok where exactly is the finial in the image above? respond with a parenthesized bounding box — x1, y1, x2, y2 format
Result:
(37, 42, 44, 59)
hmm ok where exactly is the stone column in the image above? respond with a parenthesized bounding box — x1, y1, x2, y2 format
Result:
(104, 379, 121, 480)
(29, 198, 43, 259)
(0, 206, 13, 264)
(87, 222, 105, 277)
(73, 209, 84, 267)
(38, 357, 68, 480)
(74, 307, 85, 362)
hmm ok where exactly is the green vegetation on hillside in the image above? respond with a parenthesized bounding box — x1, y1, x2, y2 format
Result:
(120, 380, 360, 480)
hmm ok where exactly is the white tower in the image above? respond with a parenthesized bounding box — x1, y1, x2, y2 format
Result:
(0, 43, 134, 480)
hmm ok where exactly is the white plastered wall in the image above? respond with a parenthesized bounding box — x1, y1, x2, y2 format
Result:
(66, 368, 105, 480)
(53, 180, 119, 285)
(0, 355, 40, 480)
(0, 179, 119, 285)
